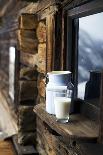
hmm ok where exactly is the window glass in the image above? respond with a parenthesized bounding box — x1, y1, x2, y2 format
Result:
(78, 12, 103, 104)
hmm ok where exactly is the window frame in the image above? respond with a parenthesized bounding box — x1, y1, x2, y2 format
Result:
(64, 0, 103, 99)
(62, 0, 103, 120)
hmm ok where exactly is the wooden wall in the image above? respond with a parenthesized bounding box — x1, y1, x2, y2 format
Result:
(15, 1, 103, 155)
(17, 0, 89, 148)
(1, 0, 101, 153)
(17, 7, 58, 144)
(18, 14, 43, 145)
(0, 1, 28, 94)
(0, 0, 29, 141)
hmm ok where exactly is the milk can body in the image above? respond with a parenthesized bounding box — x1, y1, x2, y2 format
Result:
(46, 71, 72, 115)
(46, 85, 67, 114)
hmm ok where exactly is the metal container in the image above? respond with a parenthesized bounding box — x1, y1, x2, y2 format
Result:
(47, 71, 71, 86)
(46, 85, 67, 114)
(46, 71, 72, 115)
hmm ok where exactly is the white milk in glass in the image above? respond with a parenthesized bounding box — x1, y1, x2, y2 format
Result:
(54, 97, 71, 123)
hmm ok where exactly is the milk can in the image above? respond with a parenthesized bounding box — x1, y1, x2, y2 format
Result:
(46, 71, 72, 115)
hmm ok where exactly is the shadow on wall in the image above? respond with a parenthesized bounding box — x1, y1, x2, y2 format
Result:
(78, 28, 103, 83)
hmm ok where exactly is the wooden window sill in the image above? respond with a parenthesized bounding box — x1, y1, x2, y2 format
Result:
(77, 143, 103, 155)
(33, 104, 99, 142)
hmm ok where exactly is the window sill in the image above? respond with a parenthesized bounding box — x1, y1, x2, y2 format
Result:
(33, 104, 98, 142)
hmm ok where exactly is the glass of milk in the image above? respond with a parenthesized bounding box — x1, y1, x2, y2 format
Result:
(54, 92, 71, 123)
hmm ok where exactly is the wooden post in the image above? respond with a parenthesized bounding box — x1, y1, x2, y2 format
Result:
(46, 15, 55, 72)
(18, 14, 38, 54)
(98, 72, 103, 143)
(53, 8, 62, 70)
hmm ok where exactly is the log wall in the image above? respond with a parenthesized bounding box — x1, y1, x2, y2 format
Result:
(0, 1, 28, 97)
(16, 0, 96, 150)
(18, 13, 47, 144)
(0, 0, 29, 143)
(1, 0, 101, 153)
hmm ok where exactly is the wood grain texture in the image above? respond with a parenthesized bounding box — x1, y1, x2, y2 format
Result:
(0, 140, 16, 155)
(13, 135, 39, 155)
(19, 106, 36, 132)
(19, 80, 38, 102)
(34, 104, 98, 142)
(20, 52, 38, 67)
(36, 21, 46, 43)
(53, 9, 63, 70)
(20, 66, 38, 81)
(76, 143, 103, 155)
(36, 117, 75, 155)
(0, 91, 18, 140)
(63, 0, 92, 10)
(38, 43, 46, 73)
(19, 14, 38, 30)
(18, 29, 38, 54)
(46, 15, 55, 72)
(98, 72, 103, 143)
(67, 0, 103, 18)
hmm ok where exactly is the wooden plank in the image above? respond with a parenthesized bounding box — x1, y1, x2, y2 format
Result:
(0, 139, 16, 155)
(20, 66, 38, 81)
(46, 15, 55, 72)
(19, 14, 38, 30)
(34, 104, 98, 141)
(36, 117, 75, 155)
(67, 0, 103, 18)
(79, 100, 99, 121)
(19, 80, 38, 102)
(0, 91, 18, 140)
(0, 0, 16, 17)
(18, 29, 38, 54)
(14, 48, 20, 109)
(98, 72, 103, 143)
(63, 0, 96, 11)
(35, 0, 57, 13)
(38, 43, 46, 73)
(20, 52, 38, 67)
(37, 130, 75, 155)
(76, 143, 103, 155)
(36, 117, 97, 155)
(53, 9, 63, 70)
(12, 135, 39, 155)
(36, 20, 46, 43)
(1, 88, 18, 124)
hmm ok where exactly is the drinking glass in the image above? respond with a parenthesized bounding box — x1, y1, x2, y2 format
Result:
(54, 91, 71, 123)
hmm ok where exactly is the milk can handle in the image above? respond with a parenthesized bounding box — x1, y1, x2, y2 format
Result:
(45, 74, 49, 85)
(67, 82, 74, 98)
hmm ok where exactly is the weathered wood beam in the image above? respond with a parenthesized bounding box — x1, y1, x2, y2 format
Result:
(19, 14, 38, 30)
(98, 72, 103, 144)
(21, 0, 38, 2)
(12, 135, 39, 155)
(0, 0, 16, 17)
(34, 104, 98, 142)
(18, 29, 38, 54)
(46, 15, 55, 72)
